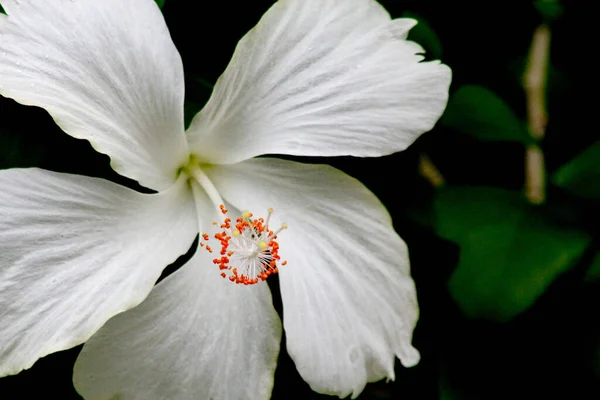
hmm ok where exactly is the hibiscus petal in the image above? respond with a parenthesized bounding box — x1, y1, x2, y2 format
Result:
(0, 168, 197, 376)
(204, 158, 420, 398)
(73, 249, 281, 400)
(0, 0, 188, 191)
(187, 0, 451, 164)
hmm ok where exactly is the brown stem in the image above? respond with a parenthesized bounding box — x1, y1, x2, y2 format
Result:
(523, 24, 551, 204)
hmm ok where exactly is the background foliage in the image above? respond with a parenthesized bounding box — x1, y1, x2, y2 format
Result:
(1, 1, 597, 398)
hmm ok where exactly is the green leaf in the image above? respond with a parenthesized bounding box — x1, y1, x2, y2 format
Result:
(435, 187, 524, 243)
(0, 4, 5, 15)
(154, 0, 165, 9)
(585, 252, 600, 282)
(534, 0, 563, 22)
(434, 187, 590, 321)
(440, 85, 533, 144)
(553, 141, 600, 199)
(402, 11, 443, 60)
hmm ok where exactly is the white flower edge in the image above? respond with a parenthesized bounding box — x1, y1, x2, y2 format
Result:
(188, 0, 451, 164)
(0, 0, 189, 191)
(205, 158, 420, 398)
(0, 169, 197, 376)
(73, 189, 281, 400)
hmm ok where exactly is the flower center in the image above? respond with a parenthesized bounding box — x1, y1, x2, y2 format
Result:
(201, 205, 288, 285)
(179, 158, 289, 285)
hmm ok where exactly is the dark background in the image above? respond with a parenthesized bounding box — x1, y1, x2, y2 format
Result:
(1, 1, 598, 399)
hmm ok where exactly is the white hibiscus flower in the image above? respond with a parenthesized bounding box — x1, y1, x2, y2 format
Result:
(0, 0, 451, 398)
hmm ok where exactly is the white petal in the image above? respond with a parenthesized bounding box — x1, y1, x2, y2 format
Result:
(187, 0, 451, 164)
(0, 0, 188, 191)
(204, 158, 420, 398)
(0, 168, 197, 376)
(73, 250, 282, 400)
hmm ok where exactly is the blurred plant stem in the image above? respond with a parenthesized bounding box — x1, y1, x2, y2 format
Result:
(419, 153, 445, 187)
(524, 24, 551, 204)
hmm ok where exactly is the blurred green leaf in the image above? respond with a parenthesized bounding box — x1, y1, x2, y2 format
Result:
(155, 0, 165, 9)
(534, 0, 563, 22)
(435, 187, 524, 242)
(435, 187, 590, 321)
(440, 85, 533, 144)
(405, 204, 435, 228)
(0, 4, 5, 15)
(194, 76, 215, 90)
(402, 11, 443, 60)
(0, 130, 43, 169)
(585, 252, 600, 282)
(184, 101, 203, 130)
(553, 141, 600, 199)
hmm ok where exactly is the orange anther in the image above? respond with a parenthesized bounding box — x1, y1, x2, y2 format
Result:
(202, 207, 287, 285)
